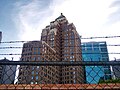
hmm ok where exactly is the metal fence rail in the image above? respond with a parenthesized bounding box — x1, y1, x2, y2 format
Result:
(0, 61, 120, 66)
(0, 60, 120, 89)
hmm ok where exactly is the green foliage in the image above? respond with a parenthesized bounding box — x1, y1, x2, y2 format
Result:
(98, 79, 120, 84)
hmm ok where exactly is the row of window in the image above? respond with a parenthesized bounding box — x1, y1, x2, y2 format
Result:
(62, 80, 76, 84)
(82, 47, 107, 52)
(82, 43, 106, 48)
(64, 56, 74, 60)
(23, 48, 32, 52)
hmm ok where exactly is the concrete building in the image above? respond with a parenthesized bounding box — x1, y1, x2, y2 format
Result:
(18, 41, 59, 84)
(0, 31, 2, 43)
(82, 41, 112, 84)
(18, 13, 85, 84)
(112, 59, 120, 79)
(0, 59, 17, 84)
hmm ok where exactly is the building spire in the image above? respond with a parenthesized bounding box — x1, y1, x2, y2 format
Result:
(56, 13, 65, 20)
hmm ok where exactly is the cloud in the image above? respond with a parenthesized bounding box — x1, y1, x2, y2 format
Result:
(51, 0, 120, 60)
(108, 0, 120, 23)
(110, 0, 120, 7)
(9, 0, 65, 60)
(13, 0, 54, 41)
(12, 0, 120, 60)
(52, 0, 114, 37)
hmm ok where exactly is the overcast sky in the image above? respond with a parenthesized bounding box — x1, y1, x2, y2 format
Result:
(0, 0, 120, 60)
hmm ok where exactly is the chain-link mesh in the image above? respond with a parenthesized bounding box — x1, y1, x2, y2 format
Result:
(0, 61, 120, 89)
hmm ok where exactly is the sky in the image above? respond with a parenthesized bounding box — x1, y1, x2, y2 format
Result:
(0, 0, 120, 60)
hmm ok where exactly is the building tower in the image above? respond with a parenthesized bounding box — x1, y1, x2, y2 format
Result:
(82, 41, 111, 84)
(112, 59, 120, 79)
(0, 58, 16, 84)
(18, 13, 85, 84)
(18, 41, 59, 84)
(41, 13, 85, 84)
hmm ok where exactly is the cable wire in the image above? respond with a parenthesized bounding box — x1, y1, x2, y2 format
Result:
(0, 44, 120, 49)
(1, 35, 120, 43)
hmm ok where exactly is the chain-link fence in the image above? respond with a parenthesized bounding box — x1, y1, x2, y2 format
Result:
(0, 60, 120, 89)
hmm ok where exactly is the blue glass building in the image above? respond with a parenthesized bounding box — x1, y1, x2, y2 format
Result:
(81, 41, 111, 84)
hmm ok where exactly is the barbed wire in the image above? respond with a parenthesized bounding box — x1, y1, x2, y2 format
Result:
(0, 44, 120, 49)
(81, 36, 120, 39)
(0, 36, 119, 56)
(0, 35, 120, 44)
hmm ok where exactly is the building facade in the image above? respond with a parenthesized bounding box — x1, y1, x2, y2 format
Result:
(18, 41, 59, 84)
(82, 41, 111, 84)
(18, 13, 85, 84)
(0, 59, 16, 84)
(112, 59, 120, 79)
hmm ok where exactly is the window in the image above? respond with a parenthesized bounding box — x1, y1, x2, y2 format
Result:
(37, 66, 39, 68)
(36, 76, 38, 80)
(70, 40, 74, 45)
(31, 76, 34, 79)
(64, 49, 68, 53)
(70, 59, 74, 62)
(99, 43, 105, 47)
(87, 48, 92, 51)
(87, 44, 92, 48)
(102, 58, 108, 61)
(36, 72, 38, 74)
(50, 41, 54, 48)
(38, 48, 40, 54)
(34, 51, 36, 55)
(35, 82, 38, 84)
(94, 48, 99, 51)
(34, 48, 37, 51)
(70, 32, 75, 39)
(64, 57, 67, 60)
(70, 47, 74, 52)
(102, 54, 108, 57)
(93, 43, 99, 47)
(42, 48, 44, 52)
(64, 54, 68, 56)
(101, 48, 107, 52)
(32, 67, 34, 70)
(65, 40, 68, 43)
(32, 71, 34, 74)
(50, 32, 54, 41)
(70, 55, 74, 59)
(38, 57, 40, 60)
(82, 47, 85, 51)
(105, 75, 111, 80)
(33, 57, 36, 61)
(64, 43, 68, 46)
(104, 69, 111, 74)
(31, 82, 34, 84)
(64, 34, 68, 39)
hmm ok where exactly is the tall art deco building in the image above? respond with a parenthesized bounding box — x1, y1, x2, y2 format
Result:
(18, 13, 85, 84)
